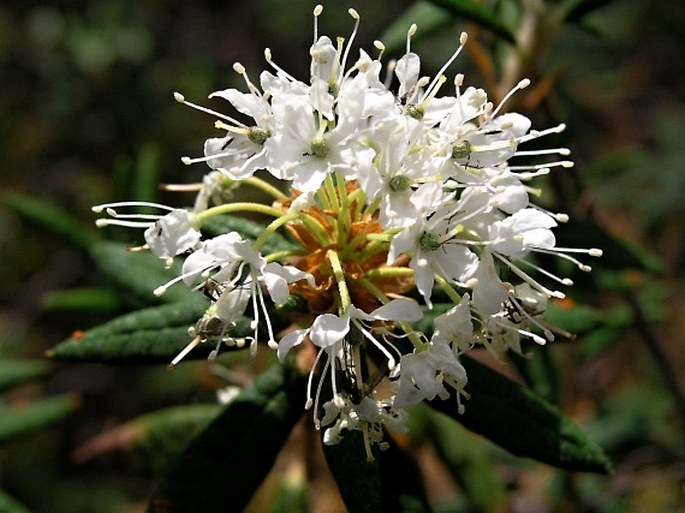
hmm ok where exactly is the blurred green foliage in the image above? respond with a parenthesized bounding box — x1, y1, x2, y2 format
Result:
(1, 0, 684, 512)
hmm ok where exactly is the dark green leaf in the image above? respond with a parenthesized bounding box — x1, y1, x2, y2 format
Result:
(510, 345, 559, 403)
(0, 360, 52, 392)
(131, 144, 161, 204)
(378, 1, 455, 56)
(90, 241, 193, 305)
(555, 219, 662, 274)
(0, 490, 33, 513)
(73, 404, 222, 476)
(562, 0, 622, 23)
(428, 0, 516, 43)
(324, 429, 430, 513)
(48, 301, 210, 364)
(148, 362, 307, 513)
(424, 406, 506, 511)
(41, 287, 122, 313)
(323, 430, 382, 513)
(429, 356, 612, 473)
(0, 395, 79, 444)
(2, 192, 98, 251)
(200, 214, 296, 254)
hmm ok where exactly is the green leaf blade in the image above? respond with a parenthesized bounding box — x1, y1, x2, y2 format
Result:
(148, 363, 307, 513)
(0, 360, 52, 392)
(90, 241, 193, 305)
(2, 192, 98, 251)
(0, 394, 79, 444)
(429, 357, 612, 473)
(429, 0, 516, 43)
(0, 490, 34, 513)
(48, 301, 208, 364)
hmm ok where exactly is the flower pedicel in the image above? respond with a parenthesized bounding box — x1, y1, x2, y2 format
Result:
(93, 5, 601, 460)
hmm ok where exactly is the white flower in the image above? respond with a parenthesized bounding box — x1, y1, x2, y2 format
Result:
(394, 338, 467, 408)
(489, 208, 557, 259)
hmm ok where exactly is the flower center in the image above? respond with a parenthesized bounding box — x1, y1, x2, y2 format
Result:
(388, 174, 411, 192)
(310, 136, 330, 158)
(451, 140, 471, 159)
(419, 231, 442, 251)
(247, 126, 271, 145)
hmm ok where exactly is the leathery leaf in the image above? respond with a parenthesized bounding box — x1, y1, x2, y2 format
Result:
(429, 356, 612, 473)
(148, 362, 307, 513)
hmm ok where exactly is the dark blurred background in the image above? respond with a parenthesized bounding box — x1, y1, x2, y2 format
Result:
(1, 1, 684, 512)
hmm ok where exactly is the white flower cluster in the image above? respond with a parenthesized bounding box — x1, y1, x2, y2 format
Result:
(93, 6, 601, 460)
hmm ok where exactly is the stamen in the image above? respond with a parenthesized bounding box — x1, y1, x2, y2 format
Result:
(168, 335, 201, 370)
(494, 253, 566, 299)
(490, 78, 530, 119)
(313, 4, 323, 43)
(174, 92, 248, 128)
(373, 40, 385, 60)
(340, 9, 360, 78)
(92, 201, 175, 213)
(406, 24, 417, 54)
(423, 32, 467, 102)
(305, 347, 326, 410)
(263, 48, 298, 83)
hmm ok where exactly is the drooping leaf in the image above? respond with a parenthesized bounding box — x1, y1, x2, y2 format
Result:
(0, 394, 79, 444)
(422, 406, 506, 511)
(0, 490, 33, 513)
(72, 404, 222, 476)
(148, 362, 307, 513)
(554, 219, 662, 274)
(510, 344, 559, 403)
(323, 429, 431, 513)
(428, 0, 516, 43)
(41, 287, 122, 313)
(378, 1, 455, 56)
(90, 241, 193, 305)
(562, 0, 622, 23)
(0, 360, 52, 392)
(323, 430, 382, 513)
(2, 192, 98, 251)
(47, 301, 210, 364)
(429, 356, 612, 473)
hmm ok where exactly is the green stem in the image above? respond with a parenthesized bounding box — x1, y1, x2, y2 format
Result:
(355, 276, 423, 350)
(194, 202, 282, 226)
(242, 176, 287, 200)
(253, 212, 300, 251)
(434, 273, 462, 305)
(364, 266, 414, 281)
(327, 249, 351, 313)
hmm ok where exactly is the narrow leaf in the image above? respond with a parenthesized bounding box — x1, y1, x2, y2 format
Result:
(429, 0, 516, 43)
(0, 394, 79, 443)
(426, 407, 506, 511)
(378, 1, 454, 56)
(323, 430, 382, 513)
(0, 360, 52, 392)
(0, 490, 33, 513)
(148, 363, 307, 513)
(324, 431, 430, 513)
(48, 301, 209, 364)
(562, 0, 621, 23)
(429, 356, 612, 473)
(41, 287, 122, 313)
(90, 241, 193, 305)
(2, 192, 98, 251)
(555, 219, 662, 274)
(72, 404, 222, 476)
